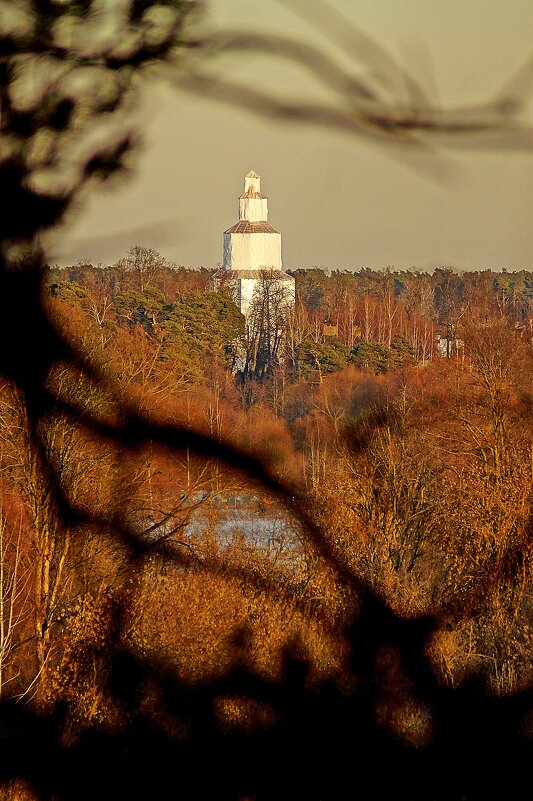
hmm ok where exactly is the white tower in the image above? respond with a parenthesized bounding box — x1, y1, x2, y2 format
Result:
(217, 171, 294, 318)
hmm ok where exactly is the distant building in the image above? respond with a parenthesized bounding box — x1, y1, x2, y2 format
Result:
(513, 316, 533, 346)
(212, 171, 295, 319)
(435, 334, 464, 358)
(322, 320, 339, 338)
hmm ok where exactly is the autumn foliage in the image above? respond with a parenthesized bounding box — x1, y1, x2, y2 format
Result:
(0, 256, 531, 799)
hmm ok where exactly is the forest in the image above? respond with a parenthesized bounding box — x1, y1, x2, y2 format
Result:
(0, 249, 531, 798)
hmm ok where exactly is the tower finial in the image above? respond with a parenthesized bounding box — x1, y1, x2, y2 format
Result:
(244, 171, 261, 194)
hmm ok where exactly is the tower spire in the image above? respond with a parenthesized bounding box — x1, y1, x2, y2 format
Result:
(239, 170, 268, 222)
(244, 170, 261, 194)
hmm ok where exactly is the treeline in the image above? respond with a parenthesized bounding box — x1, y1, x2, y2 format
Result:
(48, 252, 533, 381)
(0, 248, 531, 789)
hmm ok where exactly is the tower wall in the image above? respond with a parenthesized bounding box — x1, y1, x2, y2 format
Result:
(239, 195, 268, 222)
(238, 275, 294, 319)
(223, 231, 281, 272)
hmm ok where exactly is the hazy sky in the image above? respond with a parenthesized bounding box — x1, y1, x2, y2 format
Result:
(52, 0, 533, 272)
